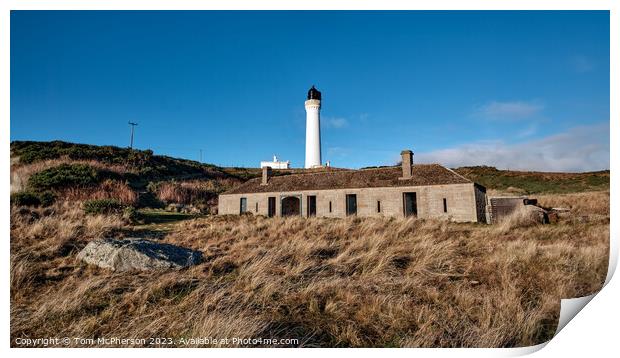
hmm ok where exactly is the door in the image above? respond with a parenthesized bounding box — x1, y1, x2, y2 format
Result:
(307, 195, 317, 217)
(240, 197, 247, 214)
(346, 194, 357, 216)
(281, 196, 301, 216)
(268, 197, 276, 217)
(403, 192, 417, 217)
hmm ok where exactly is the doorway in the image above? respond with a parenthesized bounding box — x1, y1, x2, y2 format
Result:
(307, 195, 317, 217)
(281, 196, 301, 216)
(346, 194, 357, 216)
(240, 197, 247, 214)
(268, 197, 276, 217)
(403, 192, 417, 217)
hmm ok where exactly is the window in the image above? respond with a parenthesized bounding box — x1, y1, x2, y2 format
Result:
(377, 200, 381, 213)
(240, 197, 247, 214)
(307, 196, 317, 217)
(329, 201, 332, 213)
(346, 194, 357, 216)
(443, 198, 447, 213)
(256, 202, 259, 212)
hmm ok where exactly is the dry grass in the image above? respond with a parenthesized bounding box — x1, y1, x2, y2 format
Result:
(10, 191, 609, 347)
(153, 179, 239, 207)
(10, 202, 125, 305)
(62, 179, 138, 205)
(10, 157, 132, 193)
(495, 205, 545, 234)
(155, 181, 217, 205)
(537, 190, 609, 216)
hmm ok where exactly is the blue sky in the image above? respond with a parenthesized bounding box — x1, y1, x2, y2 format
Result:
(11, 11, 609, 171)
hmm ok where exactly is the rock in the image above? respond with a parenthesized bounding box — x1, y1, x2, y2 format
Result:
(77, 238, 202, 271)
(518, 204, 546, 223)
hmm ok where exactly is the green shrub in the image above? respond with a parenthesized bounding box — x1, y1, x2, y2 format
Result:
(136, 191, 165, 209)
(83, 199, 124, 215)
(139, 167, 157, 178)
(10, 192, 41, 207)
(146, 181, 160, 193)
(10, 191, 57, 207)
(38, 191, 57, 207)
(27, 164, 99, 192)
(122, 206, 142, 223)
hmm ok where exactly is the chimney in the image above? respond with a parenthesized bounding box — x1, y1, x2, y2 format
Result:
(261, 166, 272, 185)
(399, 150, 413, 179)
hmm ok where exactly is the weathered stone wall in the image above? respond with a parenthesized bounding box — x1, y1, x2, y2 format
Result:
(219, 183, 481, 222)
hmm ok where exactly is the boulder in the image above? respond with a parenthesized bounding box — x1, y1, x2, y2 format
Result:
(526, 205, 548, 224)
(77, 238, 202, 271)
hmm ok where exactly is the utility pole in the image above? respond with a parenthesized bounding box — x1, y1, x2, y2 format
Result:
(128, 121, 138, 149)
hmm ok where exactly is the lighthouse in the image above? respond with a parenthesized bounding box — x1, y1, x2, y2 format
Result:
(305, 85, 322, 168)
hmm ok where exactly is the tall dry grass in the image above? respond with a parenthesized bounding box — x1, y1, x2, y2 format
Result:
(10, 157, 132, 193)
(495, 205, 545, 234)
(537, 190, 610, 216)
(62, 179, 138, 205)
(10, 202, 125, 303)
(10, 191, 609, 347)
(153, 179, 237, 205)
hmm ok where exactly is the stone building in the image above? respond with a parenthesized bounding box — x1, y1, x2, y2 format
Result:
(219, 150, 487, 223)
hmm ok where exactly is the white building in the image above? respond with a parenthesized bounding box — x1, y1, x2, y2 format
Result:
(305, 85, 322, 168)
(260, 155, 290, 169)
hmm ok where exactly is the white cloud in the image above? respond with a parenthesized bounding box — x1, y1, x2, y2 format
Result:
(323, 117, 348, 129)
(474, 100, 544, 120)
(416, 123, 609, 172)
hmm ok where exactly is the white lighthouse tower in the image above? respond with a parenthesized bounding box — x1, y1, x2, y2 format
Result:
(305, 85, 322, 168)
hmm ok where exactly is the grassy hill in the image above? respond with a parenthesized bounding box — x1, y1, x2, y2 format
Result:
(454, 166, 609, 195)
(10, 140, 261, 181)
(10, 140, 265, 212)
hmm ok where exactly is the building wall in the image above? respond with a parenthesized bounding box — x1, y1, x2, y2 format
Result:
(219, 183, 481, 222)
(260, 161, 290, 169)
(488, 197, 527, 224)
